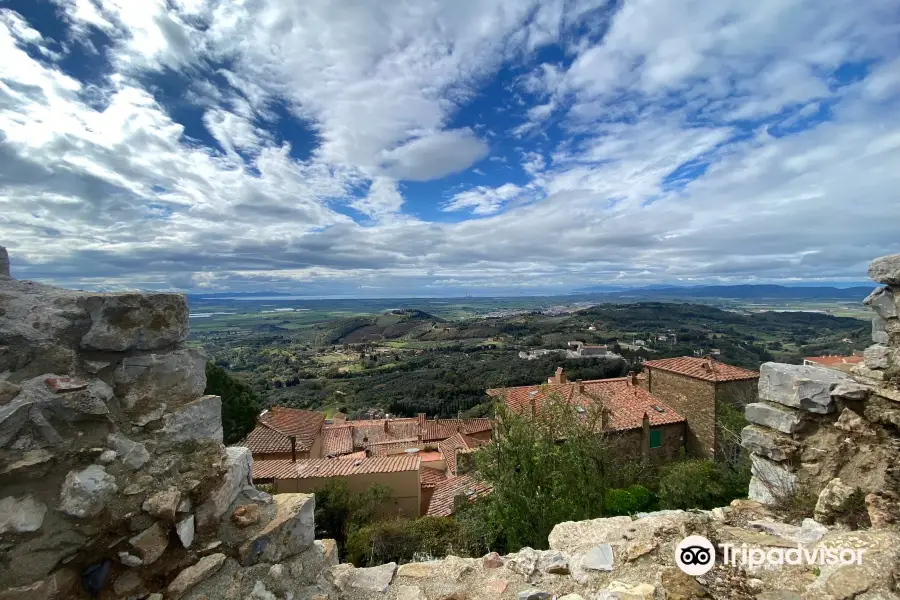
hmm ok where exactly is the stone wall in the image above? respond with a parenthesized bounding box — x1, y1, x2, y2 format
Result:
(646, 368, 717, 458)
(742, 254, 900, 530)
(0, 248, 320, 599)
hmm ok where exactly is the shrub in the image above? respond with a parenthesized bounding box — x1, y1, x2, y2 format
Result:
(604, 485, 656, 516)
(658, 459, 749, 510)
(313, 480, 394, 551)
(345, 517, 461, 566)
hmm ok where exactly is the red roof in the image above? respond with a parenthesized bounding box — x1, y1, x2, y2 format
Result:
(438, 432, 486, 475)
(241, 407, 325, 454)
(322, 426, 353, 456)
(420, 466, 448, 489)
(426, 475, 492, 517)
(804, 355, 863, 367)
(417, 451, 443, 462)
(252, 455, 420, 480)
(488, 377, 685, 431)
(423, 419, 492, 441)
(642, 357, 758, 382)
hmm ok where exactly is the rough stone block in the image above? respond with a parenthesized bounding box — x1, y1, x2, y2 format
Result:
(814, 477, 854, 524)
(0, 245, 9, 278)
(196, 446, 253, 531)
(59, 465, 117, 518)
(238, 493, 315, 565)
(81, 293, 188, 351)
(868, 253, 900, 286)
(0, 495, 47, 534)
(158, 395, 223, 450)
(758, 362, 848, 413)
(330, 562, 397, 594)
(864, 287, 898, 320)
(167, 553, 226, 600)
(744, 402, 803, 434)
(177, 515, 195, 549)
(749, 454, 796, 504)
(128, 522, 169, 565)
(741, 425, 798, 461)
(143, 488, 180, 521)
(113, 348, 206, 411)
(108, 433, 150, 470)
(864, 344, 891, 371)
(872, 316, 889, 344)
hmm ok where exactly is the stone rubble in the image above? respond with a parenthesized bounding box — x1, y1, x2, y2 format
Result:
(2, 247, 900, 600)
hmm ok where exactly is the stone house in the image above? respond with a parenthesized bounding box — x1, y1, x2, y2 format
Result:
(640, 357, 759, 459)
(487, 370, 687, 463)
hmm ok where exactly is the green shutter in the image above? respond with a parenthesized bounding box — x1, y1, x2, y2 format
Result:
(649, 429, 662, 449)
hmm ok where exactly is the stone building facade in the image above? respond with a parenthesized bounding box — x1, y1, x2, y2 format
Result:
(641, 357, 759, 458)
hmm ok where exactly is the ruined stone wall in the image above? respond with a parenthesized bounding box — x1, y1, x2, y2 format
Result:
(0, 248, 321, 599)
(743, 254, 900, 530)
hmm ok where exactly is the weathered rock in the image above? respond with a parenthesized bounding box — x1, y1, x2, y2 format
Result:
(158, 394, 224, 449)
(81, 293, 188, 351)
(128, 522, 169, 565)
(0, 245, 9, 277)
(397, 585, 427, 600)
(118, 552, 143, 567)
(868, 253, 900, 286)
(658, 567, 707, 599)
(580, 543, 614, 571)
(177, 515, 195, 548)
(831, 379, 871, 401)
(606, 581, 655, 599)
(865, 287, 898, 320)
(331, 562, 397, 594)
(873, 316, 890, 344)
(58, 465, 117, 517)
(506, 547, 540, 576)
(518, 591, 552, 600)
(865, 491, 900, 529)
(112, 571, 143, 596)
(239, 493, 315, 565)
(196, 446, 253, 530)
(143, 487, 180, 521)
(0, 380, 21, 404)
(747, 518, 827, 544)
(232, 503, 261, 527)
(166, 553, 227, 599)
(864, 344, 891, 370)
(486, 580, 509, 595)
(482, 552, 503, 568)
(107, 433, 149, 470)
(758, 362, 848, 414)
(0, 495, 47, 534)
(741, 425, 798, 461)
(538, 549, 569, 574)
(397, 562, 441, 578)
(834, 408, 876, 435)
(745, 402, 804, 434)
(96, 450, 116, 464)
(113, 348, 206, 411)
(547, 515, 633, 553)
(748, 454, 796, 504)
(0, 568, 78, 600)
(814, 477, 855, 523)
(557, 595, 585, 600)
(824, 564, 871, 599)
(0, 448, 53, 475)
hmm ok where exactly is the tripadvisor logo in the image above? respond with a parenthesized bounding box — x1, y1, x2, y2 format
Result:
(675, 535, 866, 575)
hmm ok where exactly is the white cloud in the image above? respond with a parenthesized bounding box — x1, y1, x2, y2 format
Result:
(443, 183, 523, 215)
(380, 129, 489, 181)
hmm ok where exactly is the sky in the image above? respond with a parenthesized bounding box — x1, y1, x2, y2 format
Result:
(1, 0, 899, 297)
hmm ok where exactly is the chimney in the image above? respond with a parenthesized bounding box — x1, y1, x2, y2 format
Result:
(600, 407, 609, 430)
(290, 436, 297, 463)
(626, 371, 634, 386)
(552, 367, 567, 384)
(383, 420, 390, 433)
(576, 379, 584, 393)
(641, 413, 651, 459)
(417, 413, 425, 442)
(631, 371, 639, 386)
(530, 395, 537, 416)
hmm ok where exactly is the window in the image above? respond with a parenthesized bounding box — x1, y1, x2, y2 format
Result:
(649, 429, 662, 449)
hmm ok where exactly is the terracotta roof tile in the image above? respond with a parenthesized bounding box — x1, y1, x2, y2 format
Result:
(252, 455, 420, 480)
(642, 357, 759, 382)
(426, 475, 492, 517)
(322, 426, 353, 456)
(438, 432, 486, 475)
(488, 377, 685, 431)
(344, 419, 421, 448)
(420, 466, 448, 489)
(242, 407, 325, 454)
(367, 440, 421, 456)
(423, 419, 492, 441)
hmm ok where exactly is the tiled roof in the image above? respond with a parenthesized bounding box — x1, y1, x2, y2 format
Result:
(438, 432, 486, 475)
(242, 407, 325, 454)
(804, 355, 863, 367)
(322, 426, 353, 456)
(420, 466, 448, 489)
(642, 357, 759, 382)
(488, 377, 685, 431)
(426, 475, 492, 517)
(345, 419, 421, 448)
(423, 419, 492, 441)
(417, 451, 444, 462)
(367, 440, 421, 456)
(252, 455, 420, 480)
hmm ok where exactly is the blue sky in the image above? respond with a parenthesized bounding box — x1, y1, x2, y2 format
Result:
(1, 0, 899, 296)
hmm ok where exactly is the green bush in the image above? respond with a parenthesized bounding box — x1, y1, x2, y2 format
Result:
(604, 485, 656, 515)
(345, 517, 461, 566)
(658, 459, 749, 510)
(313, 480, 394, 552)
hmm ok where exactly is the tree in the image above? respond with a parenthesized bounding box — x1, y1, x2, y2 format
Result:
(474, 392, 622, 550)
(313, 480, 394, 552)
(204, 363, 261, 444)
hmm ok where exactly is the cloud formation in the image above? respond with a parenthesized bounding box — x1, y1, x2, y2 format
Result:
(0, 0, 899, 295)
